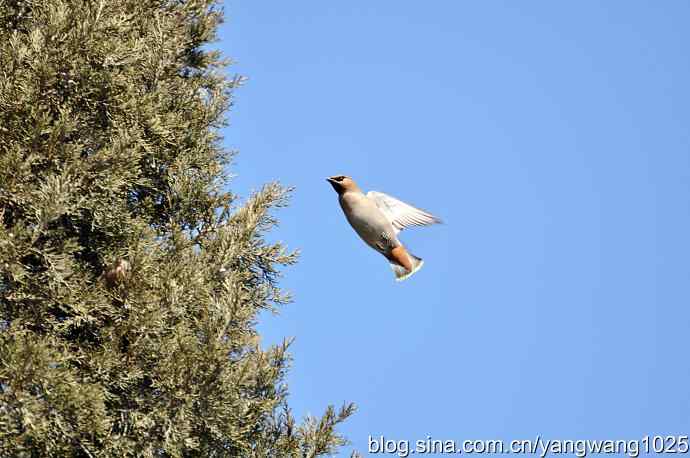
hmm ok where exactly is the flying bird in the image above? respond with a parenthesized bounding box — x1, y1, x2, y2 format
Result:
(327, 175, 442, 281)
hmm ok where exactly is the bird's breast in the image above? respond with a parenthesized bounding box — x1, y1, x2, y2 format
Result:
(339, 194, 398, 252)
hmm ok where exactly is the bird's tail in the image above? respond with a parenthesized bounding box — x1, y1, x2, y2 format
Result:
(390, 252, 424, 282)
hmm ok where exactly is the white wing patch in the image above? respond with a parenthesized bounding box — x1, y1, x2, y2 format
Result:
(367, 191, 442, 234)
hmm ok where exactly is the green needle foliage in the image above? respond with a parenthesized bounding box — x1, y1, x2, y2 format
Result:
(0, 1, 354, 456)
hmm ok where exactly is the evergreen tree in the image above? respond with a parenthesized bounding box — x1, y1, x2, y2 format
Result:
(0, 1, 354, 456)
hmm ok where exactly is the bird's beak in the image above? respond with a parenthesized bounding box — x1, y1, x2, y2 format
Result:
(326, 177, 341, 192)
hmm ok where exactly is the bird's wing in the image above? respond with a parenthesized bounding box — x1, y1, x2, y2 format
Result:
(367, 191, 442, 233)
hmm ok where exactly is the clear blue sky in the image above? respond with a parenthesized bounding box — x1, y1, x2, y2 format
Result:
(218, 2, 690, 455)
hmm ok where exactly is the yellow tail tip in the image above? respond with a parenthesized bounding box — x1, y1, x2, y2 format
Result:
(392, 256, 424, 282)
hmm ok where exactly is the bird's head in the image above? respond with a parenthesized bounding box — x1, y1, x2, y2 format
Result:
(326, 175, 357, 194)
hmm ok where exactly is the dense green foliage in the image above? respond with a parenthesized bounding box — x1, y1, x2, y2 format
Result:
(0, 0, 353, 456)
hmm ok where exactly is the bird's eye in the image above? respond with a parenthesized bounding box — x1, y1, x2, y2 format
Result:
(335, 176, 345, 182)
